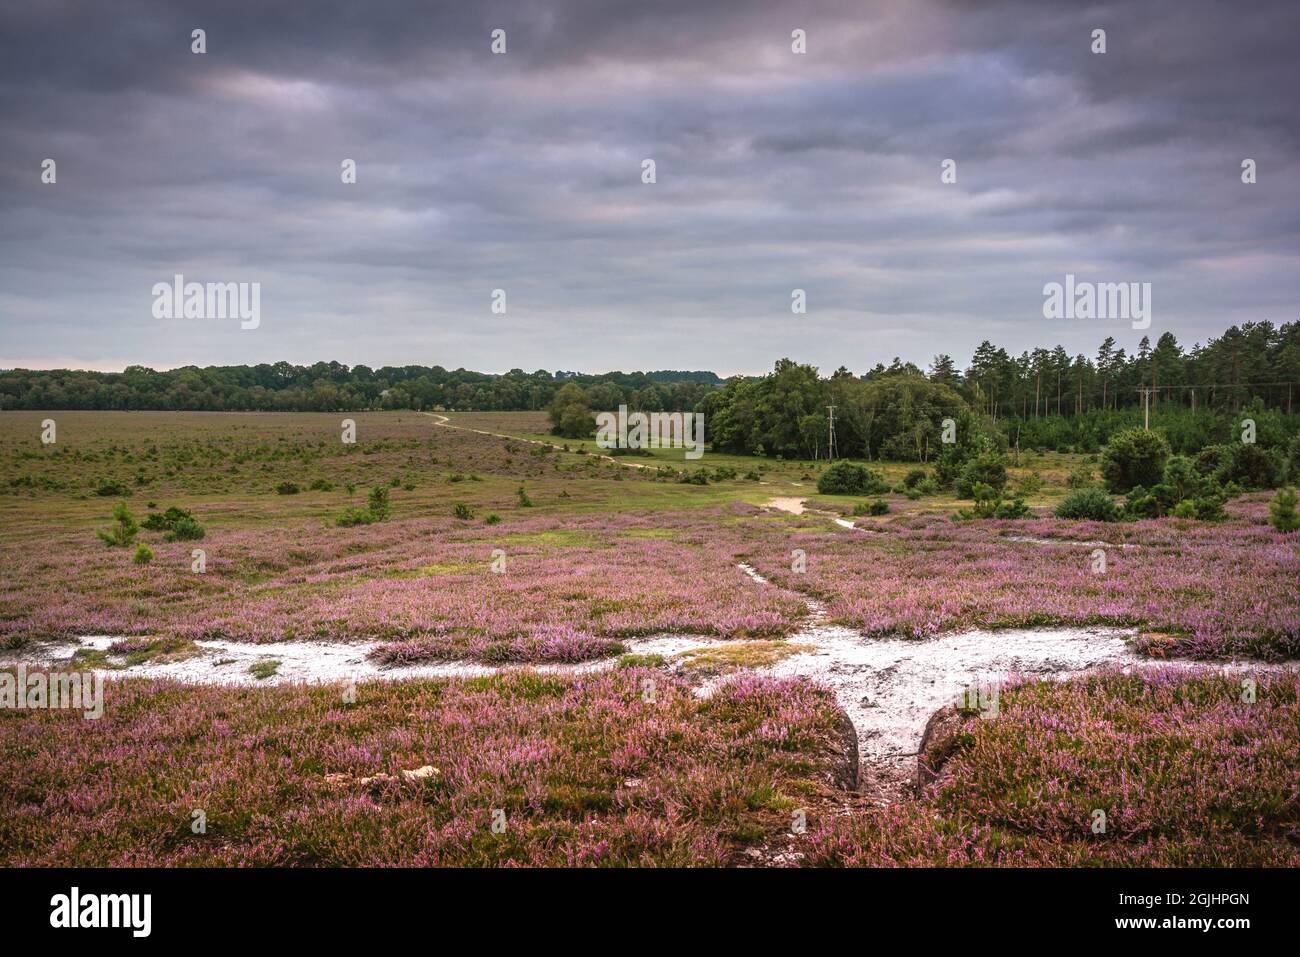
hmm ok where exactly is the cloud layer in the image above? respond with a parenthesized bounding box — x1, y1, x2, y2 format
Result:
(2, 0, 1297, 374)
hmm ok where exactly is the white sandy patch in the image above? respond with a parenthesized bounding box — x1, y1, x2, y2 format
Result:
(710, 566, 1298, 800)
(2, 632, 726, 687)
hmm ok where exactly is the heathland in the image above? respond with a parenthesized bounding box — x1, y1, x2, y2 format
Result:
(0, 409, 1297, 866)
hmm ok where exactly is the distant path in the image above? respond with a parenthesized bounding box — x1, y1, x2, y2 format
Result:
(420, 412, 659, 470)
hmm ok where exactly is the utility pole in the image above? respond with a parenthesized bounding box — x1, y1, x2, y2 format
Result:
(826, 405, 838, 462)
(1139, 388, 1153, 430)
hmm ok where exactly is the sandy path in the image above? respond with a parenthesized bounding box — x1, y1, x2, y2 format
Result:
(422, 412, 658, 470)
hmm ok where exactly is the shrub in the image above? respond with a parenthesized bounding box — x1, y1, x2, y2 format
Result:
(1099, 428, 1169, 493)
(142, 506, 193, 531)
(1171, 500, 1197, 519)
(1055, 488, 1121, 522)
(453, 503, 474, 520)
(1065, 466, 1095, 489)
(95, 480, 130, 497)
(485, 514, 501, 525)
(1122, 486, 1161, 520)
(142, 506, 205, 540)
(1286, 435, 1300, 483)
(166, 517, 206, 542)
(1193, 445, 1226, 478)
(955, 483, 1029, 519)
(96, 501, 138, 547)
(275, 482, 300, 495)
(335, 486, 391, 527)
(367, 486, 391, 520)
(335, 507, 372, 527)
(132, 543, 153, 564)
(1191, 489, 1228, 522)
(516, 487, 533, 507)
(1014, 472, 1043, 496)
(1270, 487, 1299, 533)
(816, 461, 889, 495)
(903, 468, 928, 490)
(1162, 455, 1204, 503)
(954, 450, 1007, 499)
(1212, 442, 1283, 490)
(309, 478, 335, 491)
(852, 499, 890, 516)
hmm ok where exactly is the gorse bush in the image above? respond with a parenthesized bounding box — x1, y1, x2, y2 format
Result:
(816, 461, 889, 495)
(1055, 488, 1121, 522)
(1100, 428, 1170, 493)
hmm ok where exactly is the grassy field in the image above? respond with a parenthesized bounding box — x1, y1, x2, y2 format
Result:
(1, 410, 1297, 866)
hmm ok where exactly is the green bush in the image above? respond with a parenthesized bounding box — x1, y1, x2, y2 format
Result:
(853, 499, 890, 516)
(95, 480, 130, 497)
(335, 507, 372, 527)
(132, 543, 153, 564)
(1014, 472, 1043, 496)
(275, 482, 300, 495)
(141, 505, 205, 540)
(453, 503, 474, 520)
(954, 450, 1007, 499)
(1161, 455, 1204, 503)
(309, 478, 335, 491)
(816, 461, 889, 495)
(1065, 465, 1095, 489)
(335, 486, 391, 527)
(955, 482, 1029, 519)
(367, 486, 391, 520)
(1122, 485, 1161, 520)
(1285, 435, 1300, 483)
(516, 487, 533, 507)
(1212, 442, 1283, 490)
(166, 517, 205, 542)
(903, 468, 928, 489)
(1269, 487, 1299, 533)
(1099, 428, 1169, 493)
(96, 501, 138, 547)
(1055, 488, 1121, 522)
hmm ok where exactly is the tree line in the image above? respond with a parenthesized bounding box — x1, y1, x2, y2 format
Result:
(5, 321, 1297, 460)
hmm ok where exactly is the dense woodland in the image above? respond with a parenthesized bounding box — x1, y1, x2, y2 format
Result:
(5, 321, 1298, 460)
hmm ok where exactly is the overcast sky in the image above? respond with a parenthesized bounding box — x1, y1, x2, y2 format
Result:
(1, 0, 1297, 376)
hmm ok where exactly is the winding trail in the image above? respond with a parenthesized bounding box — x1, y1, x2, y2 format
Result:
(421, 412, 658, 470)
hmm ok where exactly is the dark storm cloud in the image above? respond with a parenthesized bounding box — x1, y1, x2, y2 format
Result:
(0, 0, 1297, 375)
